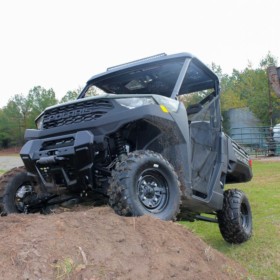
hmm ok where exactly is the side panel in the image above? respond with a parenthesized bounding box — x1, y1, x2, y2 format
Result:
(225, 136, 253, 183)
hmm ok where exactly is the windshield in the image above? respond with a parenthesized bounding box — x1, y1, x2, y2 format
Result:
(83, 61, 184, 98)
(79, 53, 218, 100)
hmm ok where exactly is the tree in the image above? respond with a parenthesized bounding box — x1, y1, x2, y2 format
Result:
(259, 52, 278, 69)
(60, 89, 81, 103)
(0, 109, 13, 148)
(26, 86, 57, 128)
(1, 94, 30, 146)
(219, 53, 280, 126)
(0, 87, 58, 148)
(211, 62, 223, 81)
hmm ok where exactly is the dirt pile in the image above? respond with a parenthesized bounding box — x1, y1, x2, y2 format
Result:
(0, 206, 248, 280)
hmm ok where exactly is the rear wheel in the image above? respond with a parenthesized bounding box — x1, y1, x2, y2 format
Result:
(217, 189, 252, 244)
(108, 150, 181, 221)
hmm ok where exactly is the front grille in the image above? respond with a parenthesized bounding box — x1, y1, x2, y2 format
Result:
(42, 99, 113, 129)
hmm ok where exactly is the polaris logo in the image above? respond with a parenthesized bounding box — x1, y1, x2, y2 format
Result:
(44, 107, 98, 122)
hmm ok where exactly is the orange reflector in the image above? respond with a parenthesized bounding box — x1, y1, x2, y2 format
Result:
(249, 159, 253, 168)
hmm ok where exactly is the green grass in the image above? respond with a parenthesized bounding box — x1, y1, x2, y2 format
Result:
(181, 160, 280, 280)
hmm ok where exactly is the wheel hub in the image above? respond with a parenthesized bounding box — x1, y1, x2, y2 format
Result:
(137, 171, 168, 211)
(142, 182, 156, 198)
(15, 185, 36, 212)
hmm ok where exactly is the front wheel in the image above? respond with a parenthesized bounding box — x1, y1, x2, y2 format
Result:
(2, 168, 40, 214)
(108, 150, 181, 221)
(217, 189, 252, 244)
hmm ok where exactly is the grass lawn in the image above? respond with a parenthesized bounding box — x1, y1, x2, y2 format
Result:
(181, 160, 280, 280)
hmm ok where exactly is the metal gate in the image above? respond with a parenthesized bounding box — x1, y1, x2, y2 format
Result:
(229, 126, 280, 157)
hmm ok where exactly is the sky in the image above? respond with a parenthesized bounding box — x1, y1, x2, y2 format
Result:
(0, 0, 280, 108)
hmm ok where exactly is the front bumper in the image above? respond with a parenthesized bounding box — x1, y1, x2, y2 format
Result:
(20, 130, 95, 192)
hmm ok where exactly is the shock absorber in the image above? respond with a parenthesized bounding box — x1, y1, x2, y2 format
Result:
(114, 131, 127, 160)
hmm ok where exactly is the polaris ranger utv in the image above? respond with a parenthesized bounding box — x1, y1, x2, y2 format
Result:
(0, 53, 253, 243)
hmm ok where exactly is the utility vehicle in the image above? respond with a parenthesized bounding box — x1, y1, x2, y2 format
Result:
(0, 53, 253, 243)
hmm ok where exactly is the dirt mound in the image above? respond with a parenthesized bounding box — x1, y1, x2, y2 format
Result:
(0, 206, 248, 280)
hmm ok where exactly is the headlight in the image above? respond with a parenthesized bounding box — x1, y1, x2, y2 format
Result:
(115, 97, 156, 109)
(35, 115, 44, 130)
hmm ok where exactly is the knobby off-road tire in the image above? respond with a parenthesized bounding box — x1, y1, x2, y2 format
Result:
(0, 167, 26, 214)
(217, 189, 252, 244)
(2, 168, 39, 214)
(108, 150, 182, 221)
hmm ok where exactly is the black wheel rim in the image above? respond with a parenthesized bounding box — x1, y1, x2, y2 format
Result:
(240, 202, 250, 230)
(137, 169, 169, 213)
(15, 183, 36, 213)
